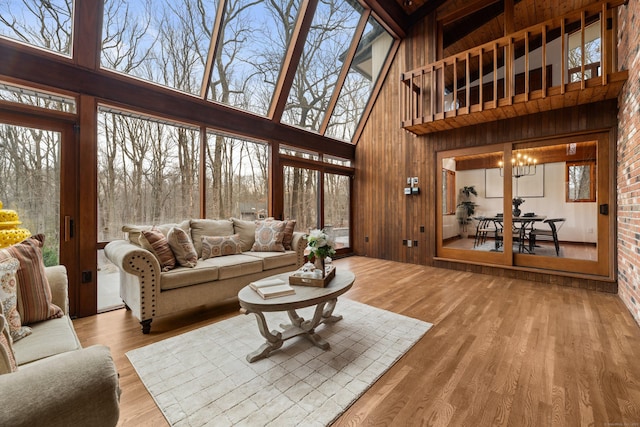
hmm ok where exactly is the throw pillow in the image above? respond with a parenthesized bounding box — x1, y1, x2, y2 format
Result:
(139, 229, 177, 272)
(231, 217, 257, 252)
(282, 219, 297, 250)
(201, 234, 242, 260)
(0, 258, 31, 342)
(251, 219, 286, 252)
(167, 227, 198, 268)
(0, 234, 63, 325)
(122, 220, 190, 246)
(0, 313, 18, 374)
(190, 219, 234, 258)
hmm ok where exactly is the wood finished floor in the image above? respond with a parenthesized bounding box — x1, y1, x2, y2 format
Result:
(72, 256, 640, 426)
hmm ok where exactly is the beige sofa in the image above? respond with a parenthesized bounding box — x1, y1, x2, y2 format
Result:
(0, 265, 120, 427)
(104, 218, 307, 334)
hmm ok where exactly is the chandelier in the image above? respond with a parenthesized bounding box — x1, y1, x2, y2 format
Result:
(499, 152, 537, 178)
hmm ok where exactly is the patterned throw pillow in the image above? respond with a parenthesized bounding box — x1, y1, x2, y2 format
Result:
(251, 219, 286, 252)
(0, 234, 63, 325)
(201, 234, 242, 260)
(0, 313, 18, 374)
(167, 227, 198, 268)
(0, 258, 31, 342)
(139, 229, 177, 272)
(282, 220, 297, 250)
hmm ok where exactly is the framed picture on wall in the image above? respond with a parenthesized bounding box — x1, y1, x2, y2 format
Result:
(485, 165, 544, 198)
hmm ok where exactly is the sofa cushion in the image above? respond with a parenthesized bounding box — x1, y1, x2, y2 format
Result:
(207, 254, 264, 280)
(0, 258, 31, 342)
(282, 220, 297, 250)
(139, 229, 177, 272)
(251, 219, 286, 252)
(190, 219, 234, 258)
(231, 217, 257, 252)
(0, 314, 17, 374)
(12, 315, 81, 366)
(0, 235, 63, 325)
(201, 234, 242, 259)
(167, 227, 198, 268)
(160, 262, 220, 291)
(244, 250, 298, 271)
(123, 220, 190, 246)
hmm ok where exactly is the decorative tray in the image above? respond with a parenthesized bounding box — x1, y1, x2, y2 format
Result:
(289, 265, 336, 288)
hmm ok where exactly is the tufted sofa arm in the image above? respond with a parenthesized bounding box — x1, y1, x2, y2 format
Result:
(104, 240, 160, 332)
(291, 232, 307, 267)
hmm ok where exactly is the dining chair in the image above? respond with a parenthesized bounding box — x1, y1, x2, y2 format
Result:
(528, 218, 566, 256)
(474, 217, 502, 249)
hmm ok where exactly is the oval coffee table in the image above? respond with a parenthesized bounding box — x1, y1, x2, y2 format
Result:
(238, 269, 355, 363)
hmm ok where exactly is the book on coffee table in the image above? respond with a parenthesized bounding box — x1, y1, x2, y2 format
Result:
(255, 283, 295, 299)
(249, 278, 286, 291)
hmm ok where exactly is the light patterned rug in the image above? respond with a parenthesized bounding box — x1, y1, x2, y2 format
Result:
(126, 298, 432, 427)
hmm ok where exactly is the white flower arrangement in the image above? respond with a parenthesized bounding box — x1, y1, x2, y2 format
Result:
(305, 228, 336, 260)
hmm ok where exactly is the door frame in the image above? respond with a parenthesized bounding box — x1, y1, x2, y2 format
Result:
(0, 106, 80, 314)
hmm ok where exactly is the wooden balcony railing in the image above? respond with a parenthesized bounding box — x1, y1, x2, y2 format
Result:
(401, 0, 628, 135)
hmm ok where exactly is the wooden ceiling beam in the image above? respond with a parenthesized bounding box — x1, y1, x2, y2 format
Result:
(0, 41, 355, 160)
(360, 0, 408, 37)
(410, 0, 449, 27)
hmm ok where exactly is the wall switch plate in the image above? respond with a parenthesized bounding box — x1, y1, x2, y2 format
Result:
(407, 240, 413, 247)
(420, 225, 425, 232)
(412, 177, 419, 185)
(404, 187, 411, 195)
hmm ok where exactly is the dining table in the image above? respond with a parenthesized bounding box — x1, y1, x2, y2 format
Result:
(477, 215, 547, 252)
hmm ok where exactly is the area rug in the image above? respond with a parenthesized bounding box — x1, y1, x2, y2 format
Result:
(126, 298, 432, 427)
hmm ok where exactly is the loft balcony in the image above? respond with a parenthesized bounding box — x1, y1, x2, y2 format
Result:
(401, 0, 628, 135)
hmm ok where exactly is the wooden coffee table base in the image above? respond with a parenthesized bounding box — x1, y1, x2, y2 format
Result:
(241, 298, 342, 363)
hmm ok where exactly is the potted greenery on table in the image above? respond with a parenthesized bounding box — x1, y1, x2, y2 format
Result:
(456, 185, 478, 238)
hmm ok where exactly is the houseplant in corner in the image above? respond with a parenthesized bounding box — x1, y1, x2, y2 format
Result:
(456, 185, 478, 239)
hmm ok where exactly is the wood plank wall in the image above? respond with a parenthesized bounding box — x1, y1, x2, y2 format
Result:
(353, 11, 618, 291)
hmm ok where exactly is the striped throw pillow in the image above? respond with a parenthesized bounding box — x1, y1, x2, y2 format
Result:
(0, 234, 63, 325)
(139, 229, 177, 272)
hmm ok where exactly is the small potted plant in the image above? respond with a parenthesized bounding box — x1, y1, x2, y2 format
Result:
(512, 197, 525, 217)
(456, 186, 478, 238)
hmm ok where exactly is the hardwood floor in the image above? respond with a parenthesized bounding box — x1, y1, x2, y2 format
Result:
(72, 256, 640, 426)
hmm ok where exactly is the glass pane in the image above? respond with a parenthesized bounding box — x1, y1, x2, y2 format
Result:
(0, 123, 60, 265)
(208, 0, 302, 116)
(0, 0, 73, 56)
(0, 81, 76, 113)
(283, 166, 318, 233)
(279, 144, 319, 161)
(323, 173, 349, 249)
(97, 108, 200, 241)
(281, 0, 363, 132)
(567, 19, 601, 82)
(441, 152, 505, 253)
(101, 0, 218, 96)
(205, 133, 269, 219)
(98, 248, 122, 311)
(516, 142, 597, 260)
(325, 16, 393, 141)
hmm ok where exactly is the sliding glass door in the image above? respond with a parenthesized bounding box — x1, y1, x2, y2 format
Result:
(437, 132, 612, 277)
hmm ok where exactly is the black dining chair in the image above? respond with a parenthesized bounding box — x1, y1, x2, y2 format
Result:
(528, 218, 566, 256)
(474, 217, 502, 249)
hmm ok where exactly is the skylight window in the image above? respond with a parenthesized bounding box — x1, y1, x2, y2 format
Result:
(208, 0, 302, 116)
(0, 0, 73, 56)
